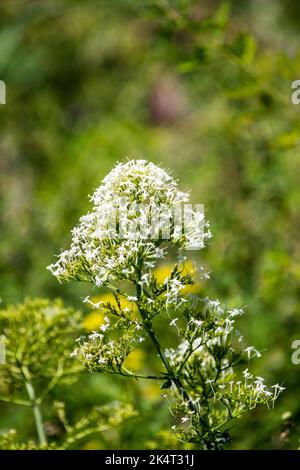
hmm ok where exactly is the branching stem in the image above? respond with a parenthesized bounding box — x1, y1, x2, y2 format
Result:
(22, 366, 47, 446)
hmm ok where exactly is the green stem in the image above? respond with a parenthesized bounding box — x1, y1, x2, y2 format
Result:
(120, 367, 167, 381)
(142, 317, 197, 409)
(22, 367, 47, 446)
(135, 258, 197, 413)
(0, 395, 31, 407)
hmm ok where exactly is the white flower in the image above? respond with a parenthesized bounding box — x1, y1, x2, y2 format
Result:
(243, 368, 252, 381)
(88, 331, 103, 340)
(244, 346, 255, 359)
(245, 346, 262, 360)
(134, 321, 142, 330)
(272, 384, 285, 398)
(47, 160, 210, 288)
(228, 308, 244, 318)
(206, 299, 223, 315)
(190, 318, 203, 328)
(100, 323, 110, 332)
(192, 337, 201, 349)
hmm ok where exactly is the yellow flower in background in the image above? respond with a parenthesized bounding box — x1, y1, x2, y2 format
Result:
(83, 311, 105, 331)
(153, 262, 202, 295)
(83, 292, 138, 331)
(141, 382, 161, 399)
(83, 294, 116, 331)
(123, 351, 162, 399)
(182, 283, 201, 295)
(123, 349, 145, 371)
(153, 264, 173, 283)
(92, 293, 138, 312)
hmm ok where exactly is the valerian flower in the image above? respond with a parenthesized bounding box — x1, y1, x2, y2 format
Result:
(47, 160, 211, 287)
(48, 159, 283, 450)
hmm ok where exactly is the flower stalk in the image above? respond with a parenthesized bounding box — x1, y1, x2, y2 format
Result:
(22, 366, 47, 446)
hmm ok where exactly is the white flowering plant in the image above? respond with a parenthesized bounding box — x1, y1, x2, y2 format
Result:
(48, 160, 284, 450)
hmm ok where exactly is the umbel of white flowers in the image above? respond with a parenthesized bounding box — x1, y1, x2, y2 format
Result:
(47, 160, 211, 287)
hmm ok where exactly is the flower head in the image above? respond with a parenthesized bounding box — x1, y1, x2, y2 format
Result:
(47, 160, 209, 287)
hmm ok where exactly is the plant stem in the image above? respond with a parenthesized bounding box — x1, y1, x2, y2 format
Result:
(0, 396, 31, 407)
(120, 367, 167, 381)
(142, 317, 197, 409)
(135, 258, 197, 412)
(22, 367, 47, 446)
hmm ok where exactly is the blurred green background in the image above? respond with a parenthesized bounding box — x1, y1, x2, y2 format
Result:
(1, 0, 300, 449)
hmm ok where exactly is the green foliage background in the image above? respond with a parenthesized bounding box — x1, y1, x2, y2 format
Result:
(1, 0, 300, 449)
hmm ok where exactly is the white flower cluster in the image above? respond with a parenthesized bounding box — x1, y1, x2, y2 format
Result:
(163, 296, 284, 433)
(72, 313, 147, 374)
(165, 298, 244, 368)
(73, 327, 132, 374)
(47, 160, 211, 287)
